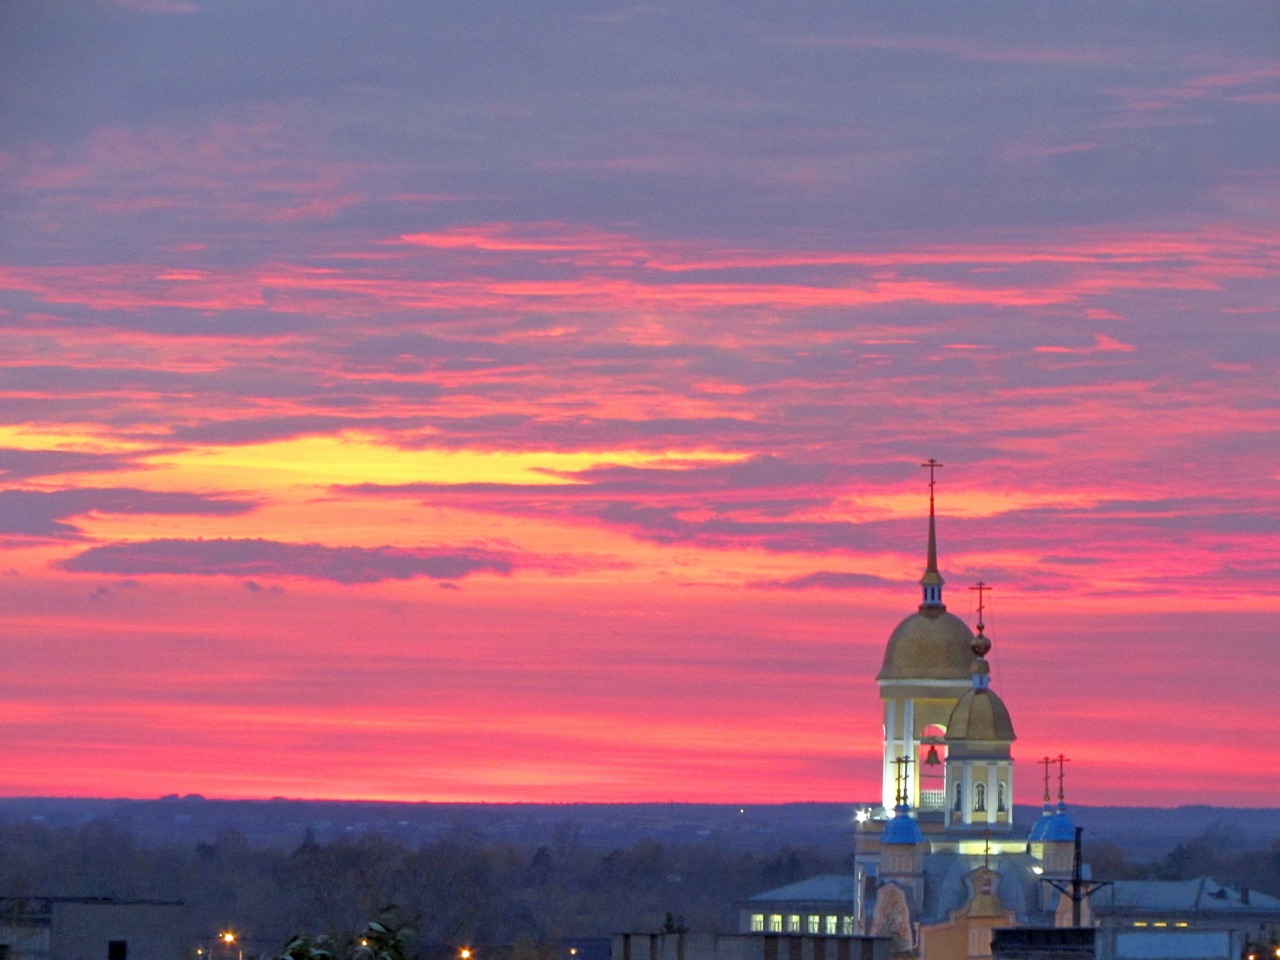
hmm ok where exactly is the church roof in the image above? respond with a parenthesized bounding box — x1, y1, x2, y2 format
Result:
(919, 852, 1049, 925)
(877, 608, 976, 681)
(946, 685, 1016, 741)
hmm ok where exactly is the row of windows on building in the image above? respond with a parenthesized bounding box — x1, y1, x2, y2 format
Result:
(749, 914, 856, 936)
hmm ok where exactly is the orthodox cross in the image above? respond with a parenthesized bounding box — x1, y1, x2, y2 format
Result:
(893, 755, 913, 807)
(1040, 756, 1053, 804)
(1055, 754, 1070, 803)
(970, 580, 991, 631)
(921, 458, 944, 501)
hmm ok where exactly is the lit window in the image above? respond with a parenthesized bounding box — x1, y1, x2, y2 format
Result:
(1154, 922, 1167, 928)
(841, 917, 854, 936)
(825, 916, 838, 936)
(1175, 922, 1189, 928)
(750, 914, 765, 933)
(769, 915, 783, 933)
(997, 783, 1007, 813)
(974, 783, 987, 812)
(1133, 922, 1148, 928)
(788, 915, 801, 933)
(807, 916, 820, 934)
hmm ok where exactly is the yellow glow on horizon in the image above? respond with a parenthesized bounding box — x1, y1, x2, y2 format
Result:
(146, 434, 746, 489)
(0, 425, 148, 454)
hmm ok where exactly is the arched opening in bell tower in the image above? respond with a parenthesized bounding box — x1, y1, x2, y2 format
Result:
(918, 723, 947, 812)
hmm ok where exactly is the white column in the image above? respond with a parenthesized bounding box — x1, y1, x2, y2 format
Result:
(883, 699, 897, 810)
(986, 767, 997, 825)
(1004, 764, 1013, 821)
(961, 765, 973, 825)
(902, 699, 916, 806)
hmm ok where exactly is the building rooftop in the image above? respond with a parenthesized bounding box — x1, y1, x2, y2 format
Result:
(1100, 878, 1280, 914)
(749, 874, 857, 903)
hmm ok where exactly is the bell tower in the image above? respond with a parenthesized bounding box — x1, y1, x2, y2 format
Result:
(875, 461, 977, 819)
(943, 586, 1016, 833)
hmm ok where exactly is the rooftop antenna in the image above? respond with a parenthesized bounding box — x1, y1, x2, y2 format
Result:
(1041, 827, 1111, 927)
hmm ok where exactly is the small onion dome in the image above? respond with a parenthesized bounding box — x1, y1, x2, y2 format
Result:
(1027, 807, 1054, 843)
(1043, 803, 1077, 842)
(877, 609, 977, 681)
(880, 804, 926, 845)
(946, 680, 1017, 742)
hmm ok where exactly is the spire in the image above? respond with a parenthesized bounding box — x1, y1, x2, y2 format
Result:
(968, 581, 992, 689)
(920, 458, 945, 610)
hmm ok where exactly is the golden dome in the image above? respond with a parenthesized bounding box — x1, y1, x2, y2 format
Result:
(946, 687, 1016, 742)
(877, 607, 977, 681)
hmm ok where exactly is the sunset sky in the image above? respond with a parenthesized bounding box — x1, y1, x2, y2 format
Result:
(1, 0, 1277, 806)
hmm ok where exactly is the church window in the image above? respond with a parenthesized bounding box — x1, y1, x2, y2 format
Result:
(953, 781, 963, 811)
(997, 782, 1007, 813)
(788, 915, 801, 933)
(974, 782, 987, 812)
(769, 915, 783, 933)
(825, 916, 838, 935)
(808, 916, 820, 934)
(751, 914, 765, 932)
(841, 917, 854, 936)
(968, 926, 993, 957)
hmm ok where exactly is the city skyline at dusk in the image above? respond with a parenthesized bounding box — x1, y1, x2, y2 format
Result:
(0, 1, 1277, 806)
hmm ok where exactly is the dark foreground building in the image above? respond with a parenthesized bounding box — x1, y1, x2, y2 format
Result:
(0, 897, 185, 960)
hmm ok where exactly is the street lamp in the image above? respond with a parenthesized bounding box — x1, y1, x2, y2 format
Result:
(220, 932, 242, 960)
(460, 948, 474, 960)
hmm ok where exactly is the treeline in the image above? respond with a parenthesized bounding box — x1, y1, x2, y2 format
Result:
(0, 818, 1276, 953)
(1086, 822, 1280, 894)
(0, 819, 844, 950)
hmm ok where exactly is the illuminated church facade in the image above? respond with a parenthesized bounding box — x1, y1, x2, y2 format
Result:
(852, 468, 1081, 958)
(741, 467, 1087, 959)
(737, 467, 1280, 960)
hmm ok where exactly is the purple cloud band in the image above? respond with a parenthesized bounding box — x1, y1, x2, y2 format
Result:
(59, 537, 516, 584)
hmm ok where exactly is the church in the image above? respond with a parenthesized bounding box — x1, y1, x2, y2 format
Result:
(736, 465, 1280, 960)
(741, 464, 1082, 959)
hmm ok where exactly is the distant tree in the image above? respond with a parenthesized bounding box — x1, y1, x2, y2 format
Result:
(268, 907, 416, 960)
(354, 908, 417, 960)
(1084, 842, 1145, 881)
